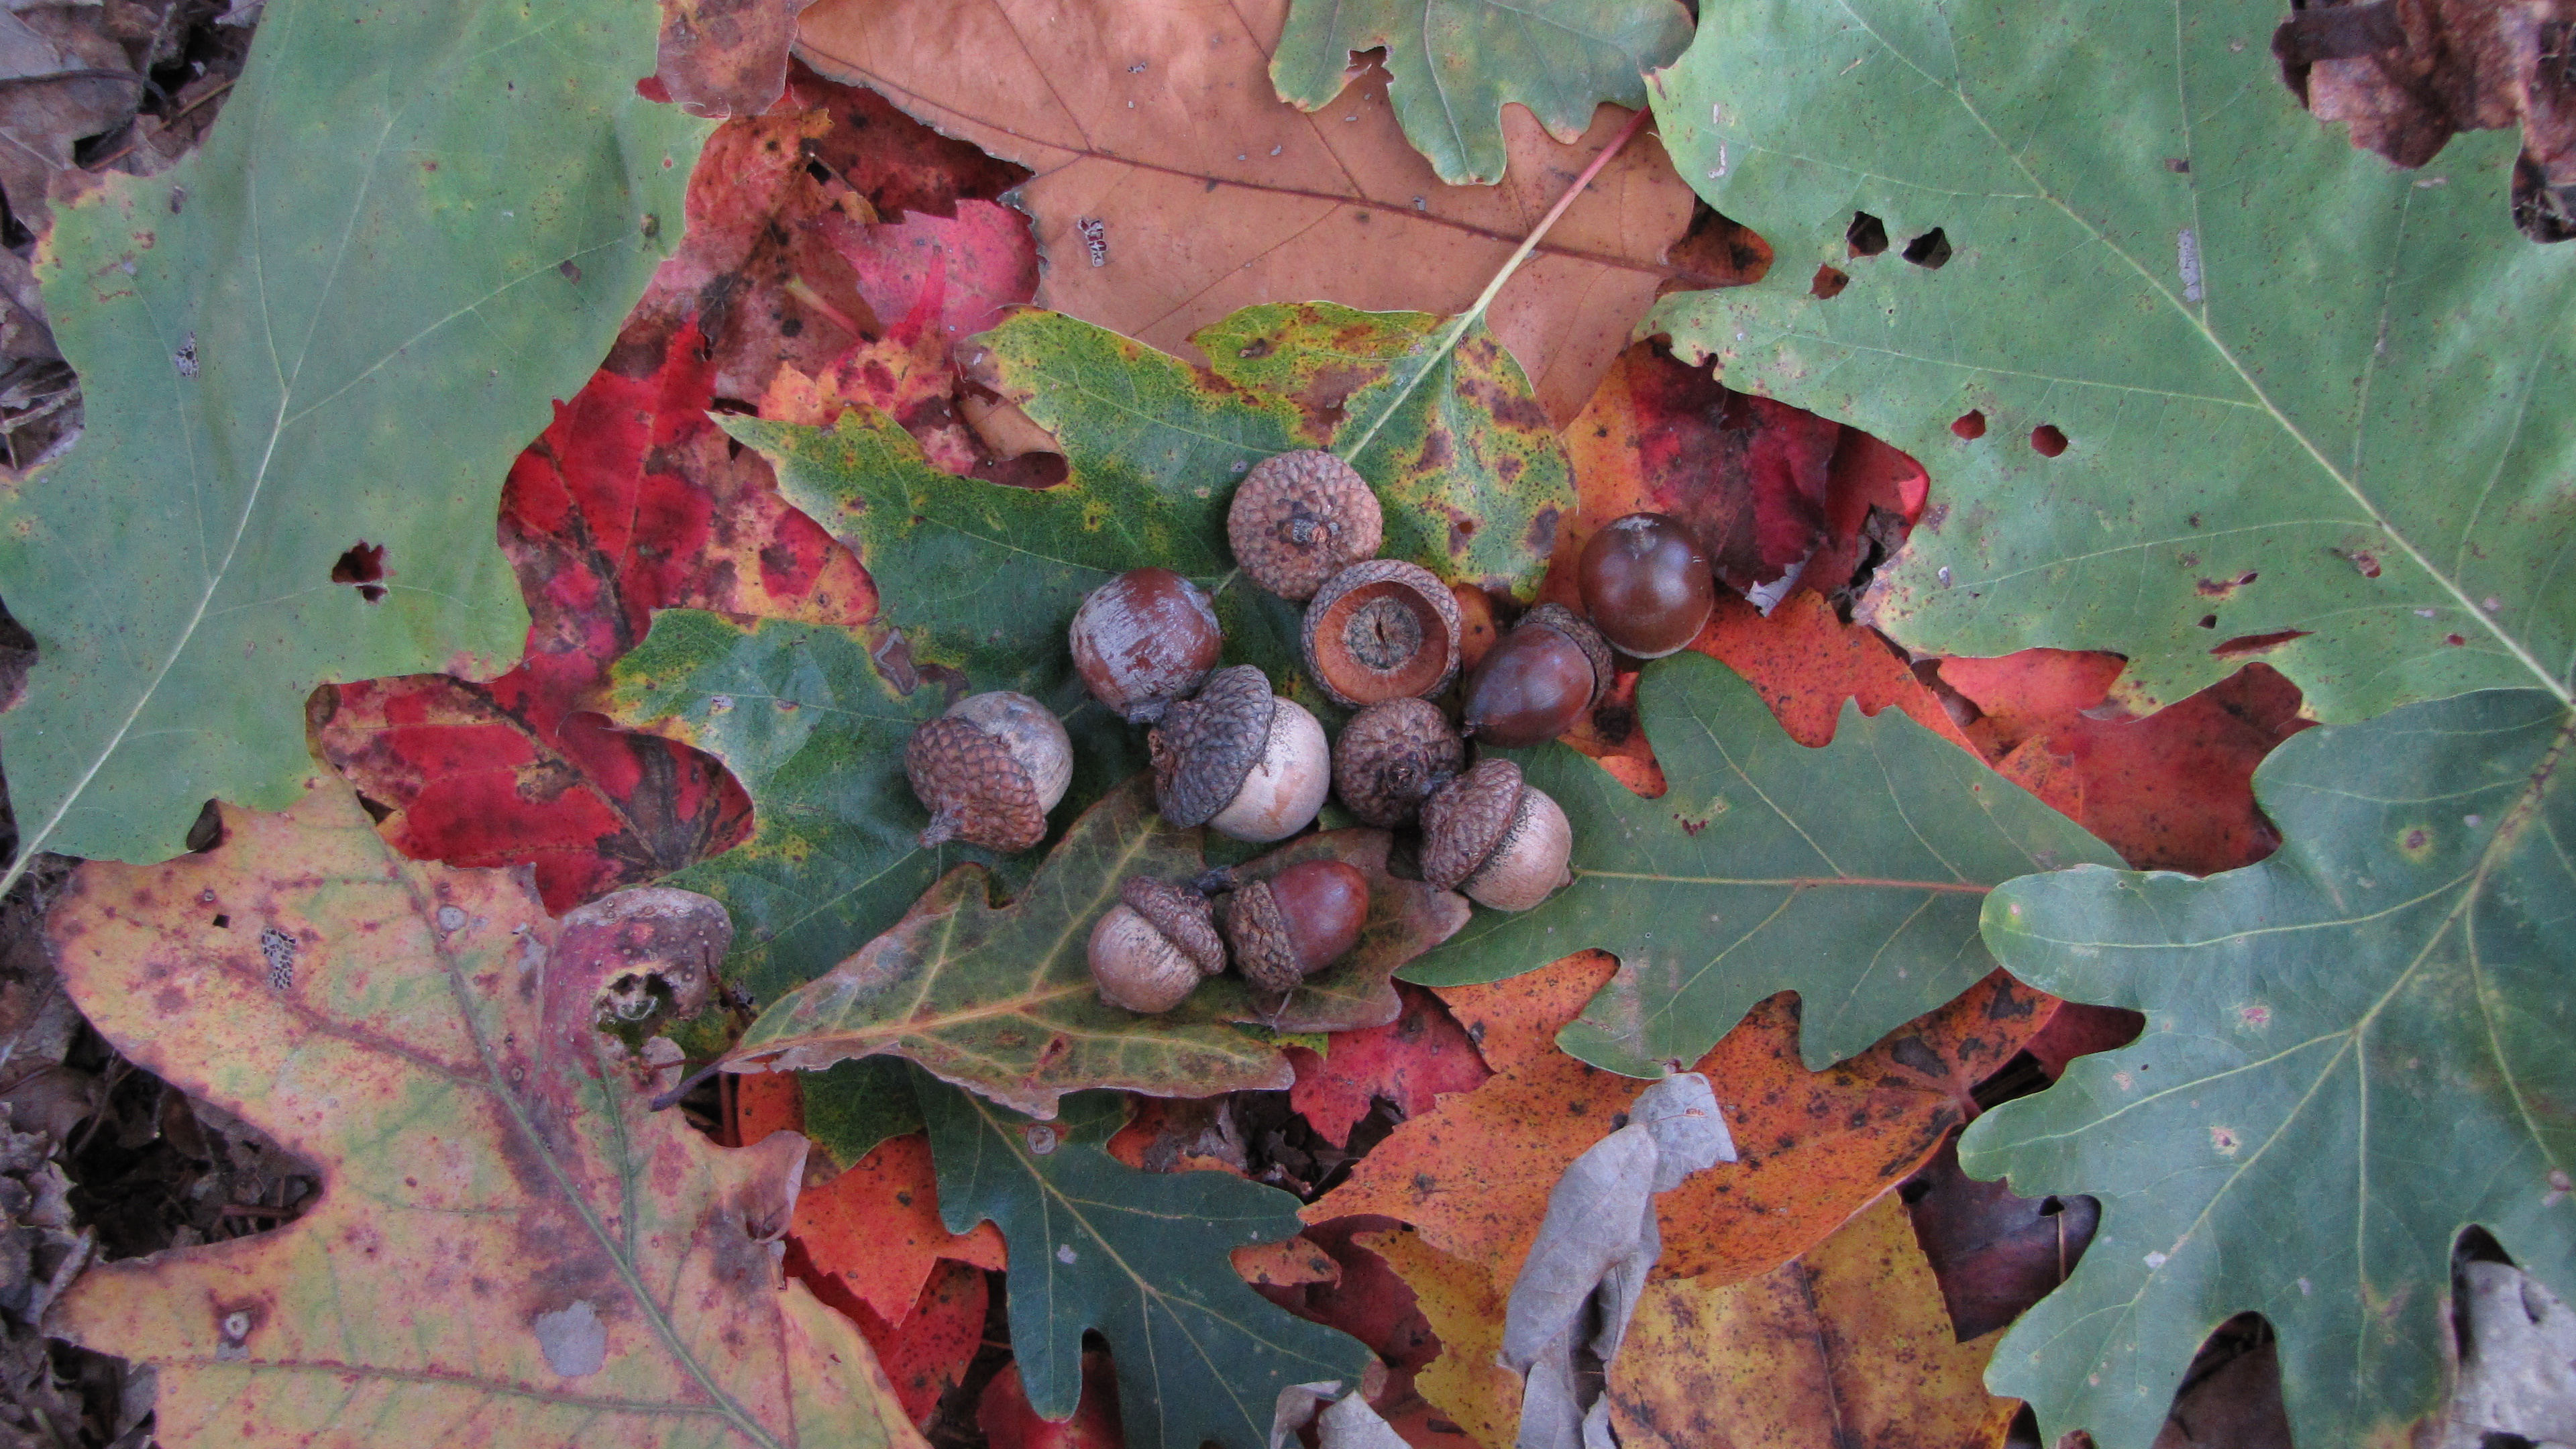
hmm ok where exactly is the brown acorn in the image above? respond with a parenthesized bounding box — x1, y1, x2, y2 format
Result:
(1148, 665, 1330, 842)
(1070, 567, 1224, 722)
(905, 691, 1073, 851)
(1222, 859, 1370, 992)
(1089, 877, 1227, 1014)
(1331, 698, 1464, 828)
(1578, 513, 1716, 659)
(1227, 450, 1384, 601)
(1458, 603, 1613, 748)
(1421, 759, 1572, 912)
(1301, 559, 1462, 709)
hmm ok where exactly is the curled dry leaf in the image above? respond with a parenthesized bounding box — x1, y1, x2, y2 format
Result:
(795, 0, 1697, 425)
(44, 783, 922, 1448)
(724, 776, 1467, 1117)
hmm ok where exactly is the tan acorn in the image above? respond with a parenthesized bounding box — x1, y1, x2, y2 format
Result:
(1459, 603, 1614, 748)
(1301, 559, 1462, 709)
(1089, 877, 1227, 1014)
(904, 691, 1073, 852)
(1221, 859, 1371, 992)
(1331, 698, 1464, 829)
(1148, 665, 1330, 842)
(1421, 758, 1572, 912)
(1227, 450, 1383, 601)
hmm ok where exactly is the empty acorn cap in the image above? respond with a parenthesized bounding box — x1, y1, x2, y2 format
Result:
(1120, 877, 1226, 975)
(1302, 559, 1463, 709)
(1228, 450, 1385, 601)
(1221, 879, 1303, 993)
(1332, 697, 1464, 828)
(1517, 603, 1615, 712)
(1420, 757, 1528, 892)
(1149, 665, 1277, 828)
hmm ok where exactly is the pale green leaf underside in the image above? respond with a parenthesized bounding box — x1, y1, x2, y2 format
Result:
(1271, 0, 1693, 185)
(1644, 0, 2575, 720)
(0, 0, 703, 873)
(1403, 651, 2117, 1071)
(922, 1081, 1370, 1449)
(1964, 690, 2575, 1449)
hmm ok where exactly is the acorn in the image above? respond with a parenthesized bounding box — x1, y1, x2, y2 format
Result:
(1227, 449, 1383, 601)
(1148, 665, 1330, 842)
(1071, 567, 1224, 722)
(1459, 604, 1613, 748)
(1421, 759, 1573, 912)
(1578, 513, 1715, 659)
(1301, 559, 1462, 709)
(1089, 876, 1227, 1014)
(1222, 859, 1371, 992)
(905, 691, 1073, 852)
(1331, 698, 1464, 829)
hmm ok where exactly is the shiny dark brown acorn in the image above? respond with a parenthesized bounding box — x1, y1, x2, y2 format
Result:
(905, 691, 1073, 851)
(1421, 759, 1572, 912)
(1070, 567, 1224, 722)
(1222, 859, 1371, 992)
(1578, 513, 1715, 659)
(1331, 698, 1464, 829)
(1148, 665, 1330, 842)
(1227, 450, 1384, 601)
(1301, 559, 1462, 708)
(1089, 877, 1228, 1014)
(1458, 604, 1613, 747)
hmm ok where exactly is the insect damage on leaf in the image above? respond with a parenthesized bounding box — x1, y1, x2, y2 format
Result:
(0, 0, 706, 883)
(1964, 690, 2576, 1449)
(42, 783, 920, 1448)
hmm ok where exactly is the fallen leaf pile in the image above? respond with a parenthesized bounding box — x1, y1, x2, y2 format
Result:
(0, 0, 2561, 1444)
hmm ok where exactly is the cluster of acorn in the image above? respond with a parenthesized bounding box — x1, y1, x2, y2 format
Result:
(902, 449, 1719, 1016)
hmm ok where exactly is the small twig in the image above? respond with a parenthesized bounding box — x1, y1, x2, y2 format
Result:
(647, 1056, 727, 1113)
(1335, 104, 1654, 462)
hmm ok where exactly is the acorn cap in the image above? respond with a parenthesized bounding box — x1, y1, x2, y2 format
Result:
(1120, 877, 1226, 975)
(1421, 757, 1525, 892)
(1228, 450, 1385, 601)
(1222, 878, 1303, 993)
(1150, 665, 1277, 828)
(1332, 697, 1464, 829)
(906, 716, 1047, 852)
(1517, 604, 1615, 712)
(1301, 559, 1463, 709)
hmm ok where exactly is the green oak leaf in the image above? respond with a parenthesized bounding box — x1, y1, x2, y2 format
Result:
(1403, 651, 2118, 1071)
(1642, 0, 2576, 720)
(723, 775, 1466, 1116)
(920, 1077, 1371, 1449)
(0, 0, 704, 880)
(1962, 689, 2575, 1449)
(1269, 0, 1691, 186)
(984, 303, 1572, 603)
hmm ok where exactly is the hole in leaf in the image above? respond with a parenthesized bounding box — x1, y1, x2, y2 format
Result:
(1901, 227, 1953, 268)
(1845, 211, 1888, 257)
(1810, 264, 1849, 299)
(2198, 614, 2218, 629)
(211, 914, 229, 928)
(1951, 410, 1986, 439)
(2029, 425, 2069, 457)
(331, 542, 386, 603)
(184, 799, 223, 853)
(2211, 629, 2311, 657)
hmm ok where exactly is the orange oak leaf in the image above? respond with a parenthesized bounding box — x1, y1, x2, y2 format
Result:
(1307, 952, 2055, 1293)
(45, 782, 922, 1448)
(1287, 983, 1493, 1149)
(793, 0, 1698, 426)
(1361, 1228, 1520, 1449)
(794, 1132, 1008, 1323)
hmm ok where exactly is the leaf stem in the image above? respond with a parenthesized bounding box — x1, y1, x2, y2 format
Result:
(1334, 104, 1654, 462)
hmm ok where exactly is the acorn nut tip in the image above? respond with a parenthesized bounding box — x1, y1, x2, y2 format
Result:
(1071, 567, 1224, 723)
(1228, 449, 1383, 602)
(906, 690, 1072, 853)
(1301, 559, 1462, 710)
(1089, 876, 1226, 1014)
(1149, 665, 1330, 842)
(1331, 697, 1464, 829)
(1421, 758, 1573, 912)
